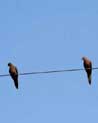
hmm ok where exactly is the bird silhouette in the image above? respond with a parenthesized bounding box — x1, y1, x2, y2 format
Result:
(82, 57, 92, 85)
(8, 63, 18, 89)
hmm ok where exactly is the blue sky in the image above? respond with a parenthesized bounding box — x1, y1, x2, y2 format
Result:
(0, 0, 98, 123)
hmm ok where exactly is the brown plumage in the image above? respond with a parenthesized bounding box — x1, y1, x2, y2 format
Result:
(8, 63, 18, 89)
(82, 57, 92, 85)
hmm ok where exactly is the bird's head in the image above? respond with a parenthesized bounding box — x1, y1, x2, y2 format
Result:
(82, 57, 86, 61)
(8, 62, 12, 67)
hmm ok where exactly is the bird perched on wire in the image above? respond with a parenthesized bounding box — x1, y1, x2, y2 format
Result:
(8, 63, 18, 89)
(82, 57, 92, 85)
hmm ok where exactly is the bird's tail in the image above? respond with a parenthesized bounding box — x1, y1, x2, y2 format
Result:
(14, 77, 18, 89)
(87, 74, 91, 85)
(15, 81, 18, 89)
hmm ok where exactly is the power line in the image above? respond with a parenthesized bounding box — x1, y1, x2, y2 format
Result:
(0, 67, 98, 78)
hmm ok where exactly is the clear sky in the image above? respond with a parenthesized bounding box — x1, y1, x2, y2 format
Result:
(0, 0, 98, 123)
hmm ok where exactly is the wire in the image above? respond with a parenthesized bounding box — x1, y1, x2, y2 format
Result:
(0, 67, 98, 78)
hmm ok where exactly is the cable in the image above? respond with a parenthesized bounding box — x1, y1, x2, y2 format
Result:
(0, 67, 98, 77)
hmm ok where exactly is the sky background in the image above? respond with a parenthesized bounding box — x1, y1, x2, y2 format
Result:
(0, 0, 98, 123)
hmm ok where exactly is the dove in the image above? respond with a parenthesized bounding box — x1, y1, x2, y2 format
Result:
(8, 63, 18, 89)
(82, 57, 92, 85)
